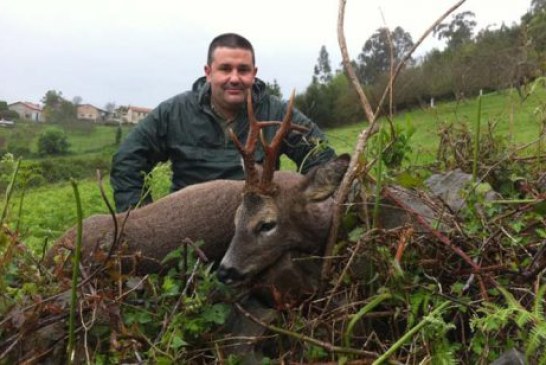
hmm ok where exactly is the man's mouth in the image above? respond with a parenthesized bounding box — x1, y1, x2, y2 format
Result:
(225, 88, 244, 94)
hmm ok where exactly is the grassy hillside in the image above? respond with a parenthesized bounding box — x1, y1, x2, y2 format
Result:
(0, 119, 133, 155)
(3, 85, 546, 250)
(323, 87, 546, 163)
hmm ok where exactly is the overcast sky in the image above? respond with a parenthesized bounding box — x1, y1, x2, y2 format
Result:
(1, 0, 531, 109)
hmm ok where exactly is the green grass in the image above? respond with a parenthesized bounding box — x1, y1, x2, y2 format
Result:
(0, 120, 133, 155)
(318, 87, 546, 166)
(6, 178, 115, 251)
(4, 85, 546, 251)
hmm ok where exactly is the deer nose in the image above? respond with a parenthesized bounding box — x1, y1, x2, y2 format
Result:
(217, 265, 246, 285)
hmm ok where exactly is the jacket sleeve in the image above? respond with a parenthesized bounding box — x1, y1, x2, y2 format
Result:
(110, 107, 168, 212)
(281, 102, 336, 174)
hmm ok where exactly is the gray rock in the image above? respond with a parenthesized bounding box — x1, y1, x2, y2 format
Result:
(490, 348, 526, 365)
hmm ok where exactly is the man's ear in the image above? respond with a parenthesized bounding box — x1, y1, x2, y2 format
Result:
(301, 154, 350, 202)
(204, 64, 212, 81)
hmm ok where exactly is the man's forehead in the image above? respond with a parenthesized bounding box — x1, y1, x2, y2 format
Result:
(211, 47, 254, 65)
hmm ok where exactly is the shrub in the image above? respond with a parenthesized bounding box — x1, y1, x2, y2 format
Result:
(115, 124, 122, 145)
(37, 127, 70, 156)
(0, 154, 112, 191)
(0, 110, 19, 120)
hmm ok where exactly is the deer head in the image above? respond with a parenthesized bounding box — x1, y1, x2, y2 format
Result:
(217, 91, 349, 286)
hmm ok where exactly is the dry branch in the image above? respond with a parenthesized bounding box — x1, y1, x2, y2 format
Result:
(322, 0, 467, 284)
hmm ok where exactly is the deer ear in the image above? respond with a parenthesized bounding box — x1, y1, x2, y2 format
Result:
(301, 154, 350, 202)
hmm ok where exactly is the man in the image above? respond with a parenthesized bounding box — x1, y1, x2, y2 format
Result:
(110, 33, 336, 212)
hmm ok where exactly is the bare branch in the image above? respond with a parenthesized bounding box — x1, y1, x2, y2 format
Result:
(322, 0, 468, 284)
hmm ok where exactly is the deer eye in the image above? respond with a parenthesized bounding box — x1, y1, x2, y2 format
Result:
(256, 221, 277, 234)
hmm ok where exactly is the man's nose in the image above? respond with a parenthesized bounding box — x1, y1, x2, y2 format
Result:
(227, 69, 241, 82)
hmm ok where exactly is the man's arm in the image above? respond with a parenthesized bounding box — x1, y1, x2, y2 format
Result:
(110, 108, 168, 212)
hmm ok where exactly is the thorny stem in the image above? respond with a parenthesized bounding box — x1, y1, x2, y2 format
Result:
(234, 303, 383, 359)
(67, 179, 84, 364)
(381, 186, 495, 300)
(0, 158, 21, 227)
(372, 300, 453, 364)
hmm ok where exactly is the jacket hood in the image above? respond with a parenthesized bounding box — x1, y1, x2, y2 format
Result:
(192, 76, 268, 107)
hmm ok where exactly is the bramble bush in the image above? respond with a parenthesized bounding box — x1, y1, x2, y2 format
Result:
(37, 127, 70, 156)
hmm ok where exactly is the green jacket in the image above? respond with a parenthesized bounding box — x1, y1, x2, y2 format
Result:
(110, 77, 336, 212)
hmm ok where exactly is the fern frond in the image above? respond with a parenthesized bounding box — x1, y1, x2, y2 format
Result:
(532, 283, 546, 320)
(408, 290, 430, 328)
(538, 347, 546, 365)
(514, 309, 533, 328)
(498, 286, 525, 312)
(525, 323, 546, 359)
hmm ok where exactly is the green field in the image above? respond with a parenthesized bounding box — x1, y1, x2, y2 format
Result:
(0, 120, 133, 155)
(2, 86, 546, 250)
(323, 88, 546, 161)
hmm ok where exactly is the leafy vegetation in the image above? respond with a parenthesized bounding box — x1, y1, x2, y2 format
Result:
(1, 80, 546, 363)
(2, 4, 546, 359)
(37, 127, 70, 156)
(296, 4, 546, 129)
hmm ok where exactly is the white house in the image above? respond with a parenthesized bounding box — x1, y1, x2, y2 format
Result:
(8, 102, 45, 122)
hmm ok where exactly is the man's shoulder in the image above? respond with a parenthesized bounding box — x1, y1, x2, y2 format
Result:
(151, 90, 199, 117)
(160, 90, 196, 107)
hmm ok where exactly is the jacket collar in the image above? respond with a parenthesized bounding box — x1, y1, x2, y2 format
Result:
(193, 76, 267, 108)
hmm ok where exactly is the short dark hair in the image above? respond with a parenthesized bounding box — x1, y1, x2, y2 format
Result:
(207, 33, 255, 65)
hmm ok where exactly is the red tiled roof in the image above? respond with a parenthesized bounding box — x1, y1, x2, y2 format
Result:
(10, 101, 42, 111)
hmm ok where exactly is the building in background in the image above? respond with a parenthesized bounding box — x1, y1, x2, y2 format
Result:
(76, 104, 107, 122)
(114, 105, 151, 124)
(8, 102, 44, 122)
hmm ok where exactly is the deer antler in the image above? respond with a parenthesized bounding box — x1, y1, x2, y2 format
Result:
(229, 90, 302, 194)
(259, 90, 295, 190)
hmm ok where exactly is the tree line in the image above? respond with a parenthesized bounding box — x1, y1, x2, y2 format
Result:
(294, 0, 546, 128)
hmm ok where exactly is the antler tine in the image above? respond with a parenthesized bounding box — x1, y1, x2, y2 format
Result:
(259, 90, 296, 189)
(228, 92, 260, 187)
(230, 89, 301, 193)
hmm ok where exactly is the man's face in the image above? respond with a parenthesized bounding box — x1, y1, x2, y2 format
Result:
(205, 47, 257, 113)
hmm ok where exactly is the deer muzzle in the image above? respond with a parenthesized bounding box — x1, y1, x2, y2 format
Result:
(217, 265, 247, 286)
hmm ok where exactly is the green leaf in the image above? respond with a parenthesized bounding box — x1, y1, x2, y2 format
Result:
(137, 311, 153, 324)
(162, 276, 180, 296)
(202, 303, 230, 325)
(161, 247, 183, 265)
(171, 335, 188, 349)
(348, 226, 364, 243)
(155, 356, 174, 365)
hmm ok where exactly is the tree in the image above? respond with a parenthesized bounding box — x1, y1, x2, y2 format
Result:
(265, 79, 283, 98)
(531, 0, 546, 13)
(115, 125, 122, 145)
(357, 26, 414, 85)
(527, 8, 546, 54)
(313, 46, 333, 84)
(434, 11, 477, 50)
(104, 102, 116, 114)
(72, 96, 82, 106)
(42, 90, 63, 109)
(41, 90, 77, 123)
(37, 127, 70, 156)
(104, 102, 117, 122)
(0, 101, 18, 120)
